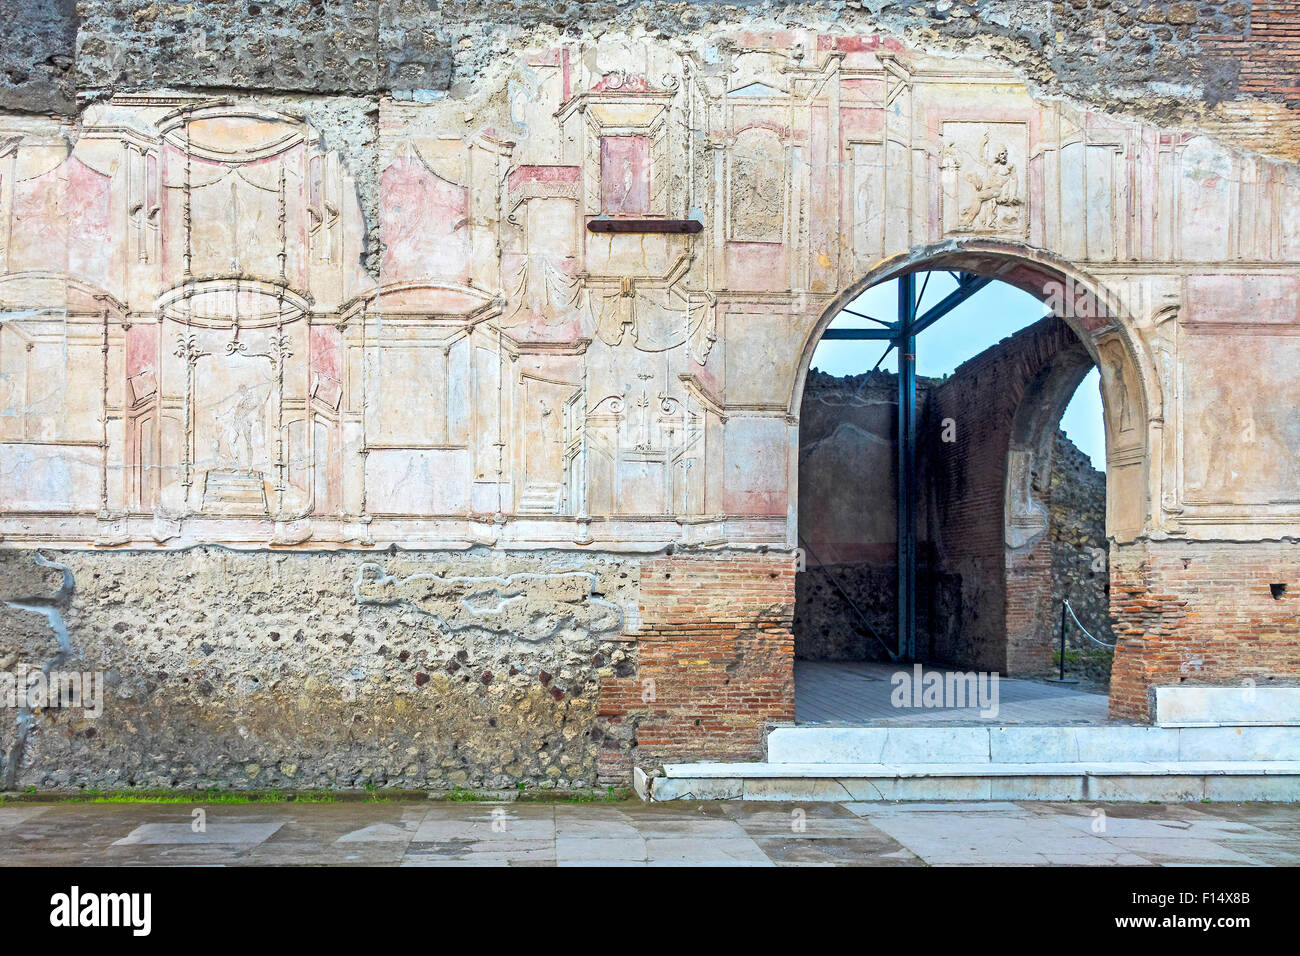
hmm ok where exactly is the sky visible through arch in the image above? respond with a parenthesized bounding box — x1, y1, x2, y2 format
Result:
(809, 272, 1108, 472)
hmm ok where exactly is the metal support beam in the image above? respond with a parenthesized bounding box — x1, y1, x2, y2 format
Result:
(825, 270, 994, 663)
(911, 273, 993, 336)
(839, 307, 893, 327)
(896, 273, 918, 661)
(819, 327, 897, 340)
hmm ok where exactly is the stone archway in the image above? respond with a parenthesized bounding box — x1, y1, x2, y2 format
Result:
(794, 241, 1155, 533)
(791, 240, 1155, 702)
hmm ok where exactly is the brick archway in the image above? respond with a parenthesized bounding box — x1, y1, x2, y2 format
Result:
(1002, 330, 1099, 674)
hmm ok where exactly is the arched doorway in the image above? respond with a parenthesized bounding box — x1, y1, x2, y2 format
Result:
(790, 243, 1152, 721)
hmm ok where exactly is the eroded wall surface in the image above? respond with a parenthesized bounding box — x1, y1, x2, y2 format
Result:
(0, 547, 639, 790)
(1, 8, 1298, 784)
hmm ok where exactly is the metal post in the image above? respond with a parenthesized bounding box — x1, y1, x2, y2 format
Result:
(1059, 601, 1067, 681)
(896, 273, 917, 661)
(1047, 600, 1078, 683)
(826, 272, 992, 663)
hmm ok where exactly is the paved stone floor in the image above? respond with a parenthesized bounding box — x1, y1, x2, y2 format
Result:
(2, 799, 1298, 866)
(795, 661, 1113, 725)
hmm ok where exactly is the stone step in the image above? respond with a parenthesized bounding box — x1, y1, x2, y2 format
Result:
(765, 724, 1300, 765)
(1154, 686, 1300, 727)
(635, 761, 1300, 803)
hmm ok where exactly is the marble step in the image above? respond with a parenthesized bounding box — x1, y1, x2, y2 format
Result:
(1154, 686, 1300, 727)
(765, 724, 1300, 765)
(635, 760, 1300, 803)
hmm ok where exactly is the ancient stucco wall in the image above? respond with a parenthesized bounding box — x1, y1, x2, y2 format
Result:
(1, 6, 1298, 783)
(3, 20, 1297, 553)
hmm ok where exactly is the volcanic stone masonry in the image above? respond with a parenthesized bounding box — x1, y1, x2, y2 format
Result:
(0, 1, 1297, 789)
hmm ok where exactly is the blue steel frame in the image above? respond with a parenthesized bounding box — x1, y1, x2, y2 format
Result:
(819, 271, 992, 659)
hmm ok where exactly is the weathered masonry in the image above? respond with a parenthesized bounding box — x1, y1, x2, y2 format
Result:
(1, 3, 1298, 790)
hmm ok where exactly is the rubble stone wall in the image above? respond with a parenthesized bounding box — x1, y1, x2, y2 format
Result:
(0, 547, 645, 790)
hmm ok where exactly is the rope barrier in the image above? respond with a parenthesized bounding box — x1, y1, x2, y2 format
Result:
(1063, 599, 1118, 649)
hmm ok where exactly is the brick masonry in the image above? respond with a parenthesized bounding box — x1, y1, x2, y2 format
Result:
(598, 552, 797, 775)
(1109, 541, 1300, 721)
(927, 316, 1092, 673)
(1204, 0, 1300, 109)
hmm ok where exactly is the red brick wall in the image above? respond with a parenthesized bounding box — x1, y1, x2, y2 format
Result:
(597, 551, 796, 780)
(926, 316, 1086, 672)
(1005, 533, 1057, 674)
(1109, 540, 1300, 720)
(1200, 1, 1300, 157)
(1206, 1, 1300, 109)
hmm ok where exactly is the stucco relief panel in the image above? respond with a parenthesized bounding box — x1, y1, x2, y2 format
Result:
(0, 31, 1298, 549)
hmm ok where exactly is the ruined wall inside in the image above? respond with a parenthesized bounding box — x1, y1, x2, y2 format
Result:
(925, 317, 1091, 673)
(793, 368, 959, 663)
(1048, 432, 1115, 683)
(797, 369, 903, 567)
(794, 365, 1111, 672)
(795, 369, 899, 662)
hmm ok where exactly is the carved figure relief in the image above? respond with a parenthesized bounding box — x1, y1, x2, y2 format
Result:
(940, 123, 1027, 236)
(728, 126, 787, 242)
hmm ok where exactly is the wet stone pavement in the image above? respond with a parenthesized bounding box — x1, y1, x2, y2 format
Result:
(2, 799, 1299, 866)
